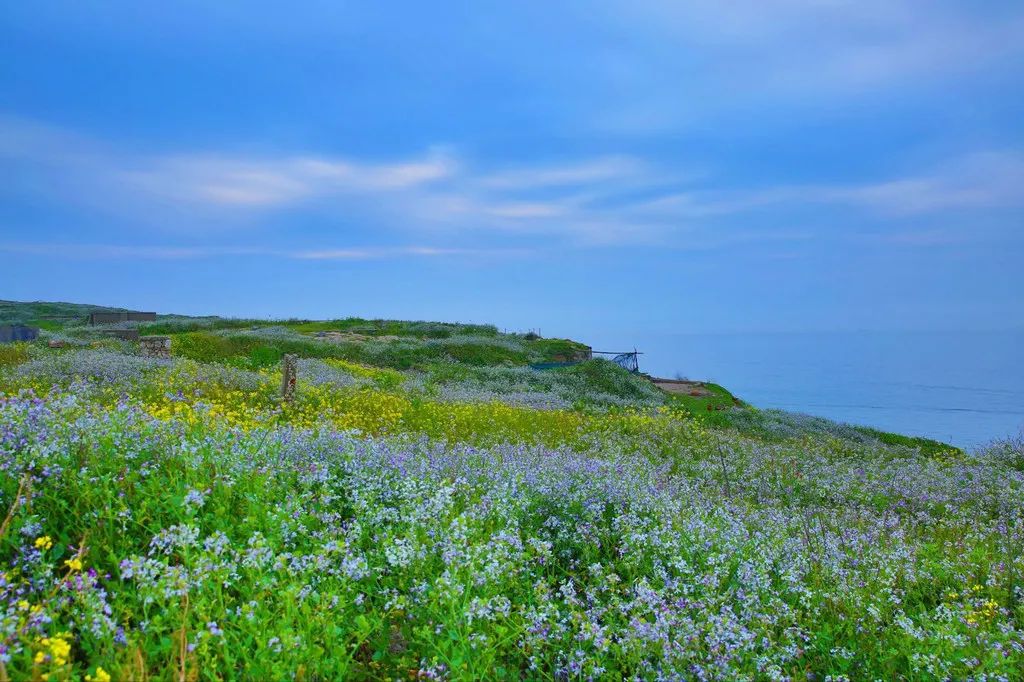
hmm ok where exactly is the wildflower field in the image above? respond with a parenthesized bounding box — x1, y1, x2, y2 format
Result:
(0, 309, 1022, 680)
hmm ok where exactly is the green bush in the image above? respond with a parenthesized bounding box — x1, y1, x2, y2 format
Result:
(0, 343, 30, 367)
(442, 342, 528, 366)
(557, 359, 659, 402)
(242, 345, 284, 369)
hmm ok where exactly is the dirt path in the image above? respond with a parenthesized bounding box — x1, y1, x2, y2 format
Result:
(649, 378, 713, 397)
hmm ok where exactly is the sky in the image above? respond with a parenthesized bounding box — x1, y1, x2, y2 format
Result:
(2, 0, 1023, 339)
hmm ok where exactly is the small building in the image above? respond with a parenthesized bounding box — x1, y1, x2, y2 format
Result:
(0, 324, 39, 344)
(88, 310, 157, 325)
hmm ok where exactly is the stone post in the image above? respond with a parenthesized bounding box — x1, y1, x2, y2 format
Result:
(281, 354, 297, 403)
(140, 335, 172, 359)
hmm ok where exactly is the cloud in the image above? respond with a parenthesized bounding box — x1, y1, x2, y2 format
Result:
(861, 229, 967, 247)
(0, 118, 674, 243)
(290, 245, 526, 260)
(822, 153, 1024, 214)
(2, 117, 1019, 252)
(123, 152, 457, 209)
(631, 151, 1024, 219)
(478, 156, 644, 190)
(0, 117, 456, 213)
(0, 241, 526, 261)
(586, 1, 1024, 133)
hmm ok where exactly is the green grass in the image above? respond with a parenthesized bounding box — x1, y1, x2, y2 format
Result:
(0, 361, 1012, 679)
(168, 329, 589, 371)
(287, 317, 501, 338)
(664, 382, 743, 415)
(1, 298, 963, 455)
(0, 300, 115, 325)
(850, 425, 961, 457)
(3, 301, 1006, 679)
(663, 383, 961, 454)
(26, 319, 66, 332)
(0, 342, 30, 367)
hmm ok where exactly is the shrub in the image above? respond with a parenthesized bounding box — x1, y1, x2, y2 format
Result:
(0, 342, 30, 367)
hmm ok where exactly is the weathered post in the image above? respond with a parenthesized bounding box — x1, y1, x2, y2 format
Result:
(281, 354, 297, 403)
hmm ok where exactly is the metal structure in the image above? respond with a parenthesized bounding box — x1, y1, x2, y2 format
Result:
(592, 349, 643, 373)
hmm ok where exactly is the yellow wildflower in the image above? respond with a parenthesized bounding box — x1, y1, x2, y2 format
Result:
(86, 667, 112, 682)
(34, 536, 53, 550)
(36, 633, 71, 667)
(64, 557, 83, 572)
(17, 600, 29, 611)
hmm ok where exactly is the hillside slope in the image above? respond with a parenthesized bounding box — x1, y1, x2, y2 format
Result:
(2, 301, 1015, 680)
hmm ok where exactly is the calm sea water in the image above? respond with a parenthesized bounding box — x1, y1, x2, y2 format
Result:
(583, 330, 1024, 449)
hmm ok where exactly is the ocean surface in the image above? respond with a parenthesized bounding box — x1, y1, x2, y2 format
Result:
(581, 330, 1024, 449)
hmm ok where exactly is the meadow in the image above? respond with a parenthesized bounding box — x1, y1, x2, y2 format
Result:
(0, 309, 1021, 680)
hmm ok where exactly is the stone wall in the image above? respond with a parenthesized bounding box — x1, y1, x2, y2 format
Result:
(88, 311, 157, 325)
(140, 335, 171, 359)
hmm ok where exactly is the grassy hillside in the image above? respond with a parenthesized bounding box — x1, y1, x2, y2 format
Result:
(1, 301, 1018, 680)
(0, 299, 130, 330)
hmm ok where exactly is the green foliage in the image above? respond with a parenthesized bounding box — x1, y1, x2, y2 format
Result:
(527, 337, 590, 360)
(0, 342, 30, 367)
(26, 319, 65, 332)
(555, 359, 661, 403)
(170, 330, 561, 371)
(1, 307, 996, 680)
(288, 317, 500, 339)
(0, 299, 103, 325)
(242, 344, 284, 369)
(138, 317, 262, 335)
(171, 331, 260, 364)
(0, 376, 1014, 679)
(436, 341, 528, 366)
(698, 405, 965, 456)
(852, 425, 961, 458)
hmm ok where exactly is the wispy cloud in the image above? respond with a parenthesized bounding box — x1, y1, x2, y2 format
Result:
(2, 117, 1020, 251)
(478, 156, 644, 190)
(0, 241, 526, 261)
(821, 153, 1024, 215)
(588, 1, 1024, 133)
(631, 152, 1024, 219)
(126, 153, 456, 208)
(0, 117, 457, 213)
(859, 229, 968, 247)
(0, 118, 671, 243)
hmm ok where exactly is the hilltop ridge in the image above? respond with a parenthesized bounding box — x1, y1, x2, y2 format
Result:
(1, 298, 957, 454)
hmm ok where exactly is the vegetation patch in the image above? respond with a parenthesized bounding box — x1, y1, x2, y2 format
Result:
(0, 302, 1006, 680)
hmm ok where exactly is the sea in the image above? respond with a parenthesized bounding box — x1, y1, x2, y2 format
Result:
(580, 330, 1024, 450)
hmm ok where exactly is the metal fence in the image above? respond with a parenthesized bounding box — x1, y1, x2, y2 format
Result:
(593, 350, 643, 373)
(530, 350, 643, 373)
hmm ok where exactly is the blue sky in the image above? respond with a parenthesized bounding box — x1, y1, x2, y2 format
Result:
(2, 1, 1022, 338)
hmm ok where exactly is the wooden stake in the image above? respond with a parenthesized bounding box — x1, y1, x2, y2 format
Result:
(281, 354, 297, 403)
